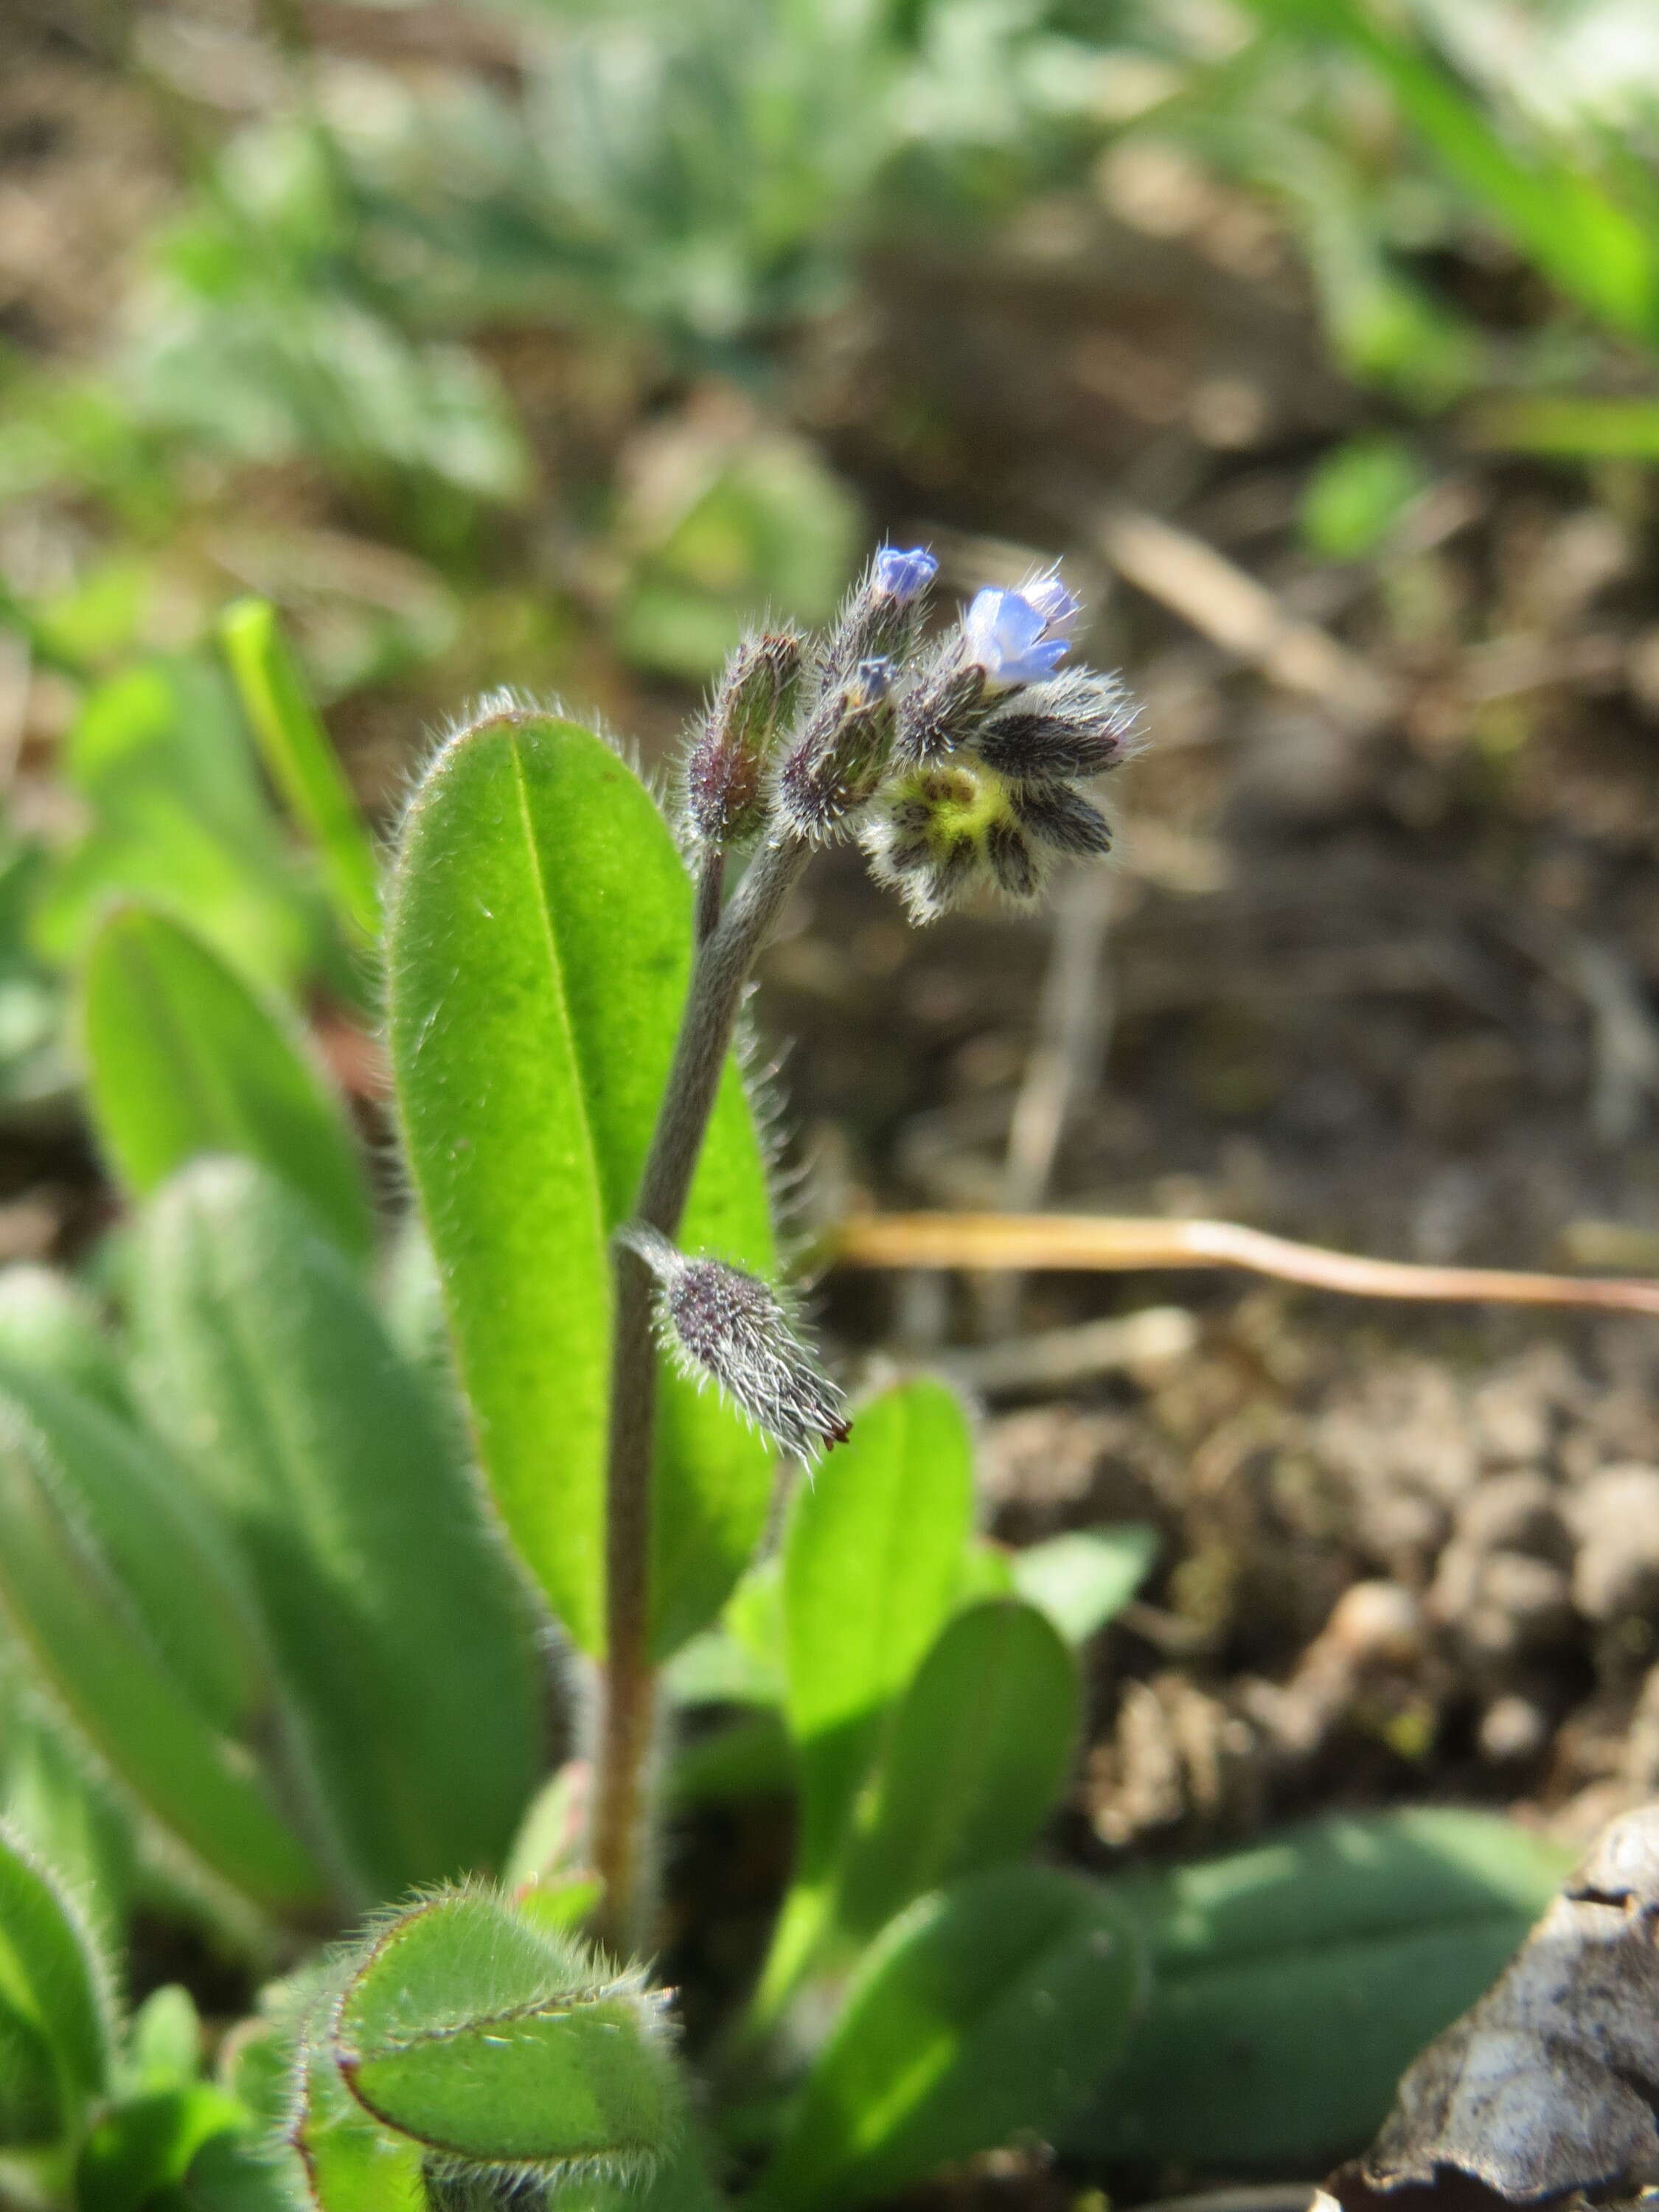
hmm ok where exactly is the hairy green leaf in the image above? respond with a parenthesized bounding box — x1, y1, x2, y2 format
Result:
(1066, 1809, 1575, 2168)
(82, 905, 372, 1259)
(782, 1379, 975, 1874)
(335, 1890, 684, 2174)
(757, 1379, 975, 2019)
(0, 1371, 321, 1910)
(0, 1820, 114, 2139)
(133, 1158, 540, 1903)
(386, 708, 776, 1658)
(0, 1995, 60, 2146)
(220, 599, 382, 946)
(835, 1599, 1079, 1941)
(293, 2000, 427, 2212)
(757, 1867, 1138, 2212)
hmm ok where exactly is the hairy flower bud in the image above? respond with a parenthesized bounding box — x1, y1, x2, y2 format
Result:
(970, 669, 1139, 782)
(684, 631, 804, 849)
(619, 1228, 850, 1462)
(894, 658, 990, 766)
(815, 546, 937, 700)
(775, 657, 897, 840)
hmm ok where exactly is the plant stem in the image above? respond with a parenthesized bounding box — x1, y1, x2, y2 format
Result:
(693, 846, 726, 946)
(591, 830, 811, 1953)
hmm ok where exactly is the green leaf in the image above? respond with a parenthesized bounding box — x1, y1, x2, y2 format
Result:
(1065, 1809, 1574, 2169)
(220, 599, 381, 946)
(0, 1997, 61, 2145)
(757, 1379, 975, 2020)
(125, 1986, 203, 2093)
(333, 1889, 684, 2175)
(1301, 435, 1425, 561)
(0, 1687, 136, 1916)
(1009, 1524, 1158, 1646)
(0, 1819, 114, 2138)
(386, 709, 776, 1659)
(77, 2084, 245, 2212)
(782, 1380, 975, 1876)
(755, 1867, 1139, 2212)
(177, 2126, 301, 2212)
(292, 1997, 427, 2212)
(0, 1370, 321, 1910)
(1239, 0, 1659, 344)
(32, 657, 323, 995)
(133, 1158, 540, 1902)
(835, 1599, 1079, 1941)
(0, 1265, 128, 1416)
(82, 905, 372, 1259)
(1472, 393, 1659, 459)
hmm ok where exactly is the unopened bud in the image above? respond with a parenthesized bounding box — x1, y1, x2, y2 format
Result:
(894, 658, 988, 765)
(816, 547, 936, 700)
(619, 1227, 850, 1462)
(775, 656, 897, 840)
(685, 632, 804, 849)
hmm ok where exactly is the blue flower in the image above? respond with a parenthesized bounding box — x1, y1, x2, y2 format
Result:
(872, 546, 939, 604)
(959, 585, 1072, 689)
(1020, 568, 1082, 636)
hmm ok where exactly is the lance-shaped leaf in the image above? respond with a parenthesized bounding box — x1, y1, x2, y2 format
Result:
(1065, 1809, 1575, 2170)
(386, 708, 776, 1658)
(220, 599, 382, 947)
(756, 1380, 973, 2019)
(755, 1866, 1139, 2212)
(333, 1889, 685, 2175)
(81, 905, 372, 1259)
(133, 1158, 540, 1903)
(0, 1820, 115, 2146)
(782, 1379, 975, 1873)
(833, 1598, 1079, 1941)
(0, 1369, 321, 1911)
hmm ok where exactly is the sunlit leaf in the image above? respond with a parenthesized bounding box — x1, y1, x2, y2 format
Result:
(386, 708, 776, 1660)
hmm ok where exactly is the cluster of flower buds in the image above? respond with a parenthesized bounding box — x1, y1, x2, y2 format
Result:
(681, 543, 1139, 922)
(619, 1226, 850, 1462)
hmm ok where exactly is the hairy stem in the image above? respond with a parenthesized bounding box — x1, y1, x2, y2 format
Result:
(591, 831, 811, 1953)
(693, 846, 726, 947)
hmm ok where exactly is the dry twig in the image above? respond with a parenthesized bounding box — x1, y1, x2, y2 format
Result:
(835, 1211, 1659, 1317)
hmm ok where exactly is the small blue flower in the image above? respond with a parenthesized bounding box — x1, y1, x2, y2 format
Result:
(1020, 568, 1082, 636)
(872, 546, 939, 605)
(960, 586, 1071, 689)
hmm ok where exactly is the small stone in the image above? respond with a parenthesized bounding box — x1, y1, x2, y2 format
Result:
(1571, 1466, 1659, 1622)
(1479, 1693, 1550, 1764)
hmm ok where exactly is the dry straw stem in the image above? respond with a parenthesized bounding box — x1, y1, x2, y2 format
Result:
(834, 1211, 1659, 1317)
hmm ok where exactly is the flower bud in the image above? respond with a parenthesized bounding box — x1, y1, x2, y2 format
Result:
(775, 657, 897, 840)
(894, 658, 989, 766)
(619, 1228, 850, 1462)
(971, 669, 1138, 782)
(684, 632, 804, 849)
(815, 546, 937, 700)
